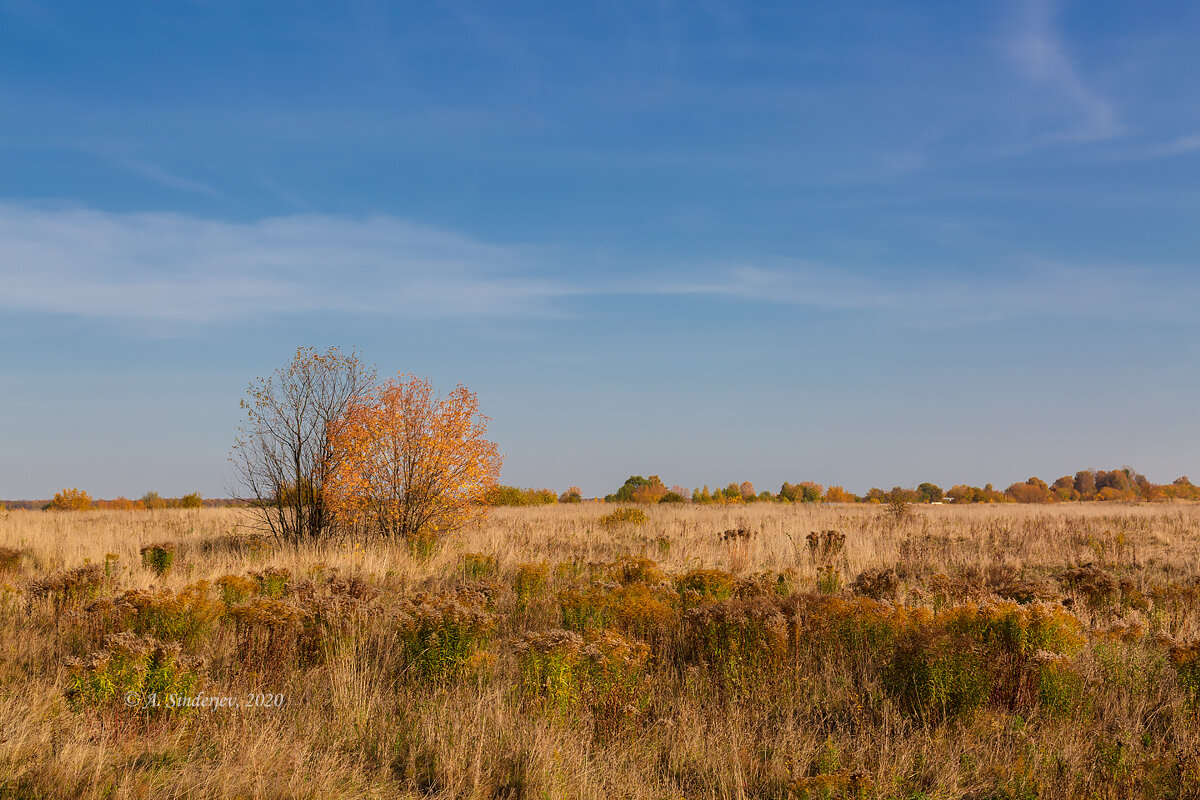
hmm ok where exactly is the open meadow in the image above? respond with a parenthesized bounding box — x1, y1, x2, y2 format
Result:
(1, 502, 1198, 799)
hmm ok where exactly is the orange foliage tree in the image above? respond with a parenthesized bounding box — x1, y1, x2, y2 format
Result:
(824, 485, 857, 503)
(48, 488, 93, 511)
(325, 375, 502, 543)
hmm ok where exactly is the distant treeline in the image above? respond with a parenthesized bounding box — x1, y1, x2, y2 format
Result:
(487, 468, 1200, 506)
(10, 467, 1197, 512)
(0, 489, 247, 511)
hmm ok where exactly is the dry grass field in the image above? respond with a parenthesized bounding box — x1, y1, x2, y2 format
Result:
(1, 502, 1198, 799)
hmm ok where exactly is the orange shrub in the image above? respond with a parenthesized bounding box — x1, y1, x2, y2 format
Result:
(48, 488, 92, 511)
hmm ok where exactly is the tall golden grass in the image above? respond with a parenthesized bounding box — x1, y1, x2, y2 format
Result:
(0, 502, 1198, 798)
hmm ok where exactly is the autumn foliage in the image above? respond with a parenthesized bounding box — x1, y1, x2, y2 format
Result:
(324, 375, 502, 543)
(48, 488, 93, 511)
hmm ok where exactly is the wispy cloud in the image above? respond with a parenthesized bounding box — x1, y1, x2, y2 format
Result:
(1108, 134, 1200, 162)
(1003, 0, 1121, 144)
(0, 206, 562, 324)
(114, 157, 223, 199)
(0, 205, 1189, 330)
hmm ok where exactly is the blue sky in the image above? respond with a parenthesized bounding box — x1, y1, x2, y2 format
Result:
(2, 0, 1199, 499)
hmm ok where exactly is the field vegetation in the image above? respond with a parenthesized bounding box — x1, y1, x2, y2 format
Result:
(0, 502, 1198, 798)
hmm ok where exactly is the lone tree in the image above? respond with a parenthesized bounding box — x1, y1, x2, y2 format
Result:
(231, 347, 375, 545)
(324, 374, 502, 544)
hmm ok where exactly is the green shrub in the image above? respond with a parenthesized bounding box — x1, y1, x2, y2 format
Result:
(394, 591, 496, 682)
(1032, 651, 1088, 718)
(120, 583, 224, 649)
(559, 584, 613, 633)
(558, 579, 677, 642)
(251, 567, 291, 598)
(513, 562, 549, 610)
(215, 574, 258, 606)
(938, 601, 1085, 660)
(515, 628, 648, 730)
(461, 553, 499, 581)
(1169, 642, 1200, 711)
(676, 568, 736, 607)
(66, 633, 203, 717)
(817, 564, 843, 595)
(684, 597, 788, 699)
(885, 628, 992, 724)
(140, 543, 176, 577)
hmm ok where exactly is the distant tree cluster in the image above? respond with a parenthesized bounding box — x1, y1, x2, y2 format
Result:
(597, 467, 1199, 506)
(486, 486, 558, 506)
(43, 490, 205, 511)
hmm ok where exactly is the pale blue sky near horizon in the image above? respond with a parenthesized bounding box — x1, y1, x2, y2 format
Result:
(2, 0, 1198, 499)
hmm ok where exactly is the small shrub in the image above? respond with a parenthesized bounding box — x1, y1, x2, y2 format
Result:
(0, 547, 24, 576)
(513, 562, 549, 610)
(805, 530, 846, 561)
(558, 580, 677, 641)
(806, 531, 820, 560)
(676, 568, 736, 607)
(179, 492, 203, 509)
(598, 507, 647, 528)
(1032, 651, 1088, 718)
(140, 543, 176, 578)
(1059, 564, 1118, 613)
(734, 569, 798, 599)
(885, 628, 992, 724)
(559, 584, 613, 633)
(252, 567, 291, 598)
(684, 597, 788, 699)
(119, 583, 224, 649)
(27, 564, 105, 615)
(884, 491, 913, 523)
(461, 553, 499, 581)
(196, 533, 274, 559)
(823, 530, 846, 556)
(1150, 580, 1200, 637)
(215, 574, 258, 606)
(817, 564, 843, 595)
(720, 528, 756, 572)
(789, 771, 874, 800)
(406, 529, 440, 560)
(607, 582, 678, 641)
(393, 591, 496, 682)
(516, 628, 649, 730)
(65, 633, 204, 718)
(607, 556, 664, 586)
(782, 593, 909, 667)
(851, 567, 899, 600)
(1168, 641, 1200, 711)
(939, 601, 1086, 660)
(226, 596, 311, 668)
